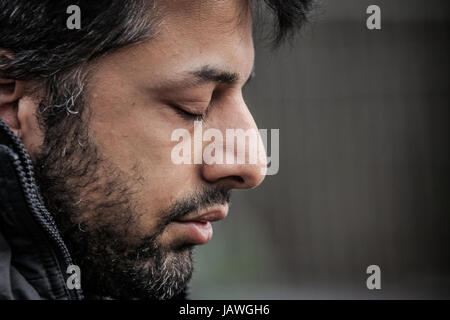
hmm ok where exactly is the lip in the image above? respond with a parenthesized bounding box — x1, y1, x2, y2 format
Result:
(171, 204, 229, 245)
(170, 221, 213, 245)
(175, 203, 228, 223)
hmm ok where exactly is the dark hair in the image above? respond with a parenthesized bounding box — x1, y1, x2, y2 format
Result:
(0, 0, 313, 129)
(0, 0, 161, 80)
(0, 0, 313, 79)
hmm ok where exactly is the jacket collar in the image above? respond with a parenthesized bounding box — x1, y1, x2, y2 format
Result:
(0, 118, 83, 300)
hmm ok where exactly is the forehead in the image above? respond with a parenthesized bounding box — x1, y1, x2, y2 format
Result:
(160, 0, 251, 25)
(158, 0, 253, 49)
(91, 0, 254, 87)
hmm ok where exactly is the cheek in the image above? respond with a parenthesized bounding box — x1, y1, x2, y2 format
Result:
(87, 89, 199, 228)
(133, 117, 199, 222)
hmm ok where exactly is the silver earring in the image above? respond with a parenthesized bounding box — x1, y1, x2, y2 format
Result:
(17, 129, 21, 139)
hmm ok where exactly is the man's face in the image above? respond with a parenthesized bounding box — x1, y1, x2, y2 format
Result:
(31, 0, 266, 299)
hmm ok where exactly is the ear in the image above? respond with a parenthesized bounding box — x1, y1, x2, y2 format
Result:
(0, 76, 25, 137)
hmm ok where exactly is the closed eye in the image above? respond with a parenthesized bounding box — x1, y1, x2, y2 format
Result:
(171, 104, 206, 121)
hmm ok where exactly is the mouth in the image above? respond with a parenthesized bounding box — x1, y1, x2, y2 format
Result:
(171, 203, 229, 245)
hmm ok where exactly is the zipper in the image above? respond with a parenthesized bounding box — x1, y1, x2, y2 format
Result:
(0, 119, 84, 300)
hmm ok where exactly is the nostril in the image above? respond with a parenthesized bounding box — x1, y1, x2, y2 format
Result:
(231, 175, 245, 184)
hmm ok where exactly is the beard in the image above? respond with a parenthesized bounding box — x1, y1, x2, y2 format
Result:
(32, 100, 231, 300)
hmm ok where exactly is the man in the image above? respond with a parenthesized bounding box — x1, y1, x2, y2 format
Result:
(0, 0, 312, 299)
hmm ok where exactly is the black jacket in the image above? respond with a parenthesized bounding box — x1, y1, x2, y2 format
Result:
(0, 118, 83, 300)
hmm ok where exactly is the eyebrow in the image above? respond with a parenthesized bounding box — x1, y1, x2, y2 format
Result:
(155, 64, 255, 91)
(192, 65, 239, 85)
(191, 64, 255, 86)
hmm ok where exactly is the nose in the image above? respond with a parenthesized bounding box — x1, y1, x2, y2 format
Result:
(200, 98, 267, 190)
(202, 161, 266, 190)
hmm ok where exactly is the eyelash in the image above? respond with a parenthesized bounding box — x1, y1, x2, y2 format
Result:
(172, 105, 206, 121)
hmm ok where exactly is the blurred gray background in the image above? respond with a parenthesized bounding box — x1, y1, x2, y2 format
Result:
(190, 0, 450, 299)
